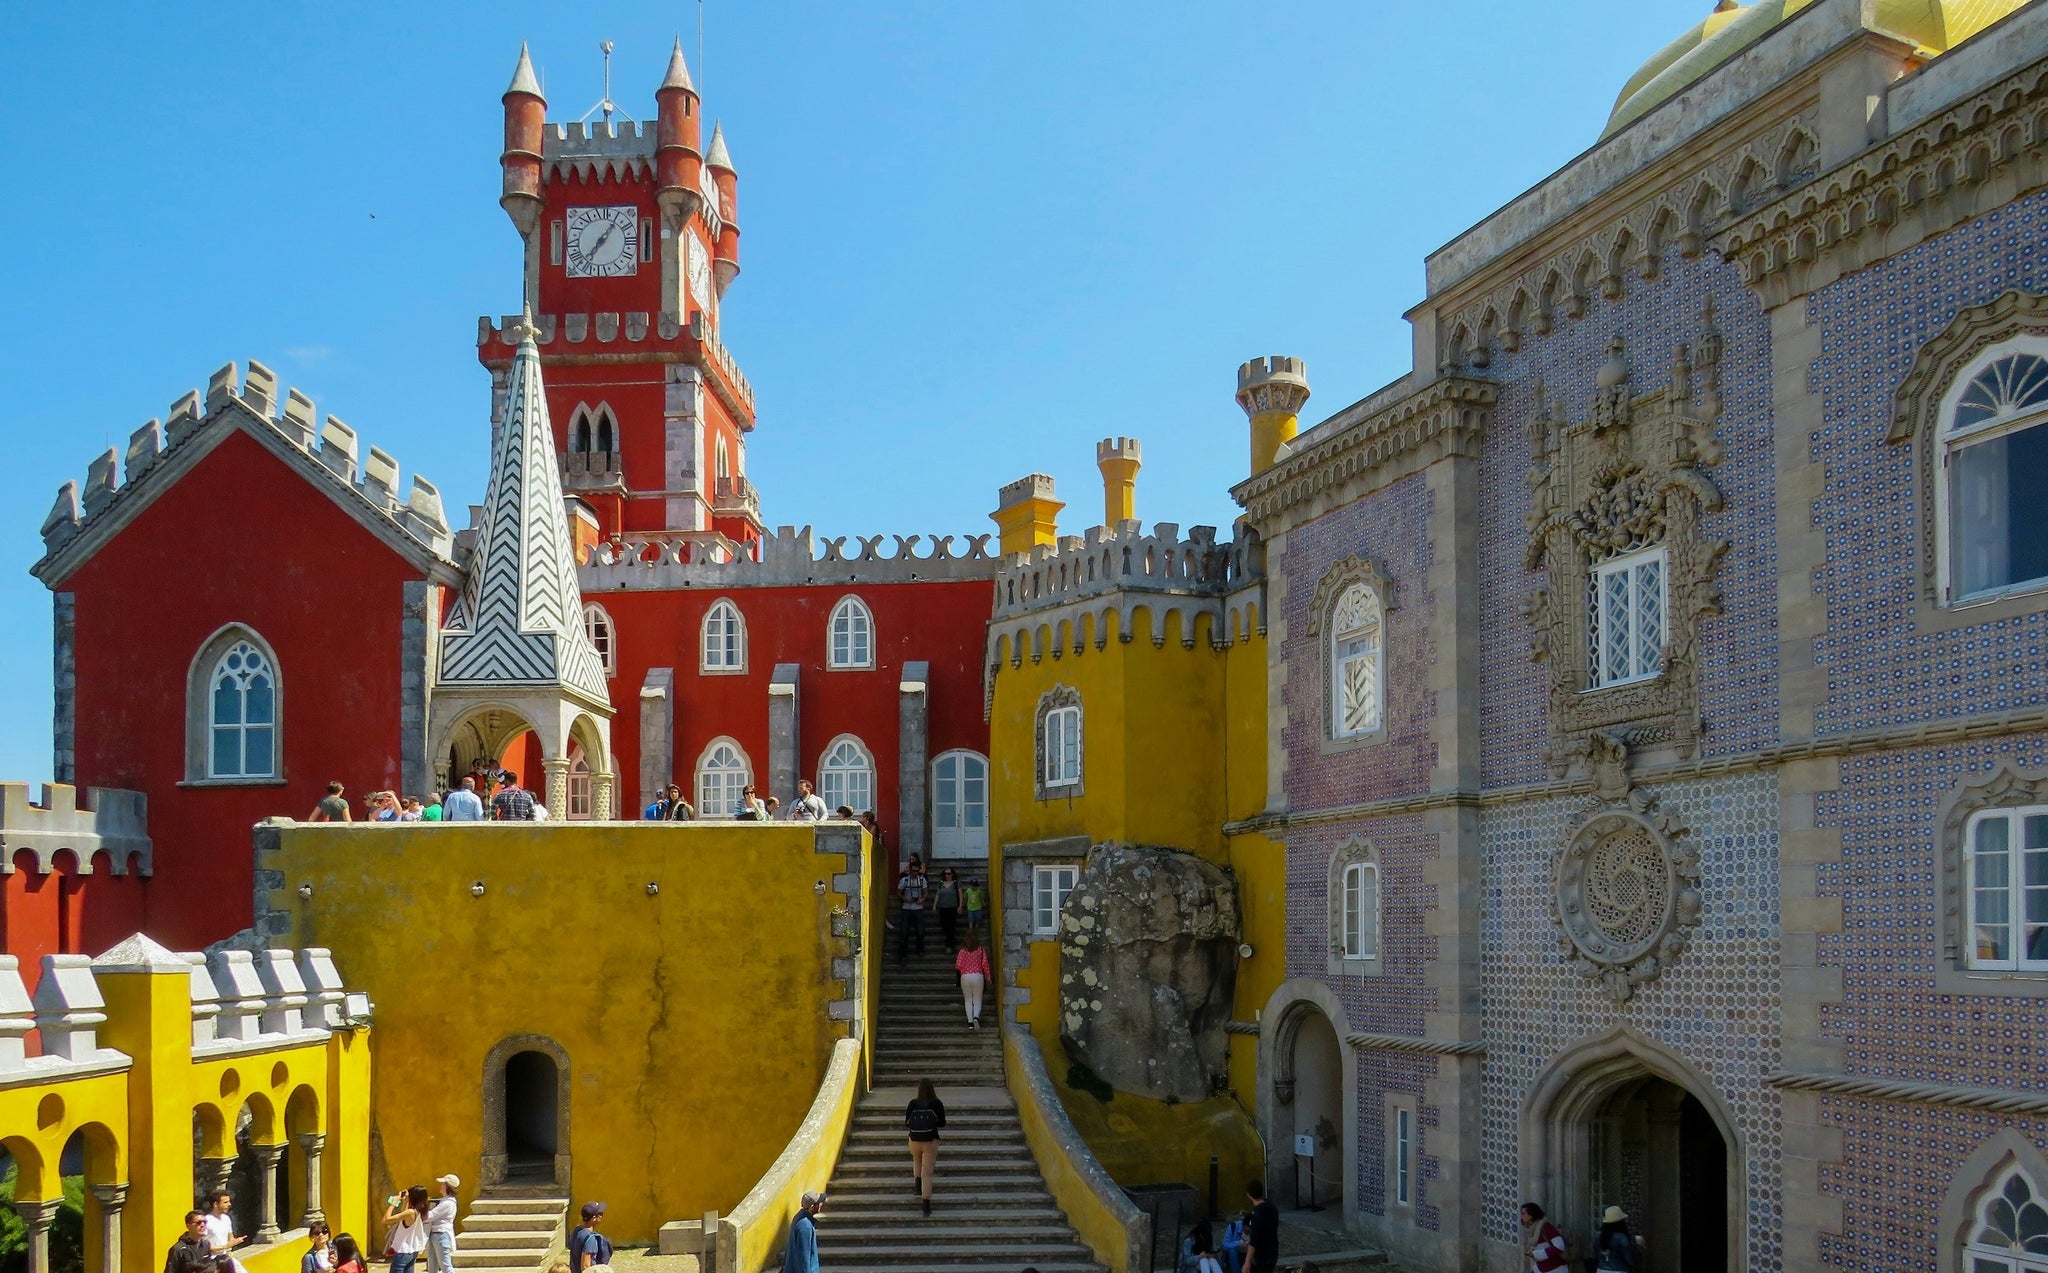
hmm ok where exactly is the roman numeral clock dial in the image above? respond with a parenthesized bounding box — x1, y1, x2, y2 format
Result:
(564, 205, 639, 278)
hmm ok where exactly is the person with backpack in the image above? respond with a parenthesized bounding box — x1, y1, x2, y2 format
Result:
(781, 1192, 825, 1273)
(1592, 1206, 1639, 1271)
(568, 1202, 612, 1273)
(905, 1078, 947, 1216)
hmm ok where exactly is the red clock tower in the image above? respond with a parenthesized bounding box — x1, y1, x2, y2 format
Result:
(479, 41, 758, 548)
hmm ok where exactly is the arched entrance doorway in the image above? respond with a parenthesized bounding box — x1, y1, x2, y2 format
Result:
(481, 1036, 570, 1187)
(1274, 1008, 1344, 1209)
(1523, 1029, 1743, 1272)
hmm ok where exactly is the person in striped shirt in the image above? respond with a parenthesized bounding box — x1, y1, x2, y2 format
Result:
(1520, 1202, 1568, 1273)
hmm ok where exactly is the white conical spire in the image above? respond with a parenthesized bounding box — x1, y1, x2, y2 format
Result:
(705, 121, 733, 171)
(436, 324, 608, 705)
(506, 42, 542, 99)
(661, 37, 694, 92)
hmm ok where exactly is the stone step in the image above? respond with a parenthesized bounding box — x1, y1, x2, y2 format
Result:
(819, 1222, 1088, 1244)
(827, 1172, 1050, 1193)
(816, 1203, 1068, 1226)
(456, 1230, 557, 1249)
(823, 1242, 1096, 1266)
(451, 1253, 553, 1269)
(839, 1143, 1032, 1162)
(459, 1215, 562, 1233)
(821, 1262, 1103, 1273)
(831, 1164, 1042, 1185)
(466, 1197, 568, 1213)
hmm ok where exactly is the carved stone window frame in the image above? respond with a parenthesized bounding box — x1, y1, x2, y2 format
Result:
(1324, 838, 1386, 978)
(1524, 324, 1727, 768)
(1034, 683, 1083, 801)
(1936, 764, 2048, 997)
(1306, 557, 1395, 754)
(1891, 291, 2048, 629)
(1938, 1131, 2048, 1273)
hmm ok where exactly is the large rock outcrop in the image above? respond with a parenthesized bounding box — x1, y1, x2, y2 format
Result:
(1057, 844, 1240, 1101)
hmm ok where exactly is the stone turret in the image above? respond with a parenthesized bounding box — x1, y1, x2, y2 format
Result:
(500, 44, 546, 239)
(1236, 356, 1311, 475)
(990, 474, 1063, 557)
(1094, 437, 1141, 527)
(705, 122, 740, 294)
(655, 38, 705, 275)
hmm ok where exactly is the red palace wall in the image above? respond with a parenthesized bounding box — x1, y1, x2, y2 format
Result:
(56, 429, 421, 952)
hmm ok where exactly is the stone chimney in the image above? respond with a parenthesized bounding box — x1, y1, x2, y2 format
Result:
(990, 474, 1063, 557)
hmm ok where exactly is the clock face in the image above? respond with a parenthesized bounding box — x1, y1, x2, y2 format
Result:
(687, 234, 713, 313)
(564, 205, 639, 278)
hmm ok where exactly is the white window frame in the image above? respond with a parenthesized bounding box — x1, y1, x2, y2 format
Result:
(1340, 861, 1380, 961)
(695, 737, 752, 817)
(1034, 864, 1079, 937)
(701, 598, 746, 673)
(1936, 339, 2048, 606)
(1587, 544, 1668, 689)
(1043, 705, 1081, 790)
(582, 603, 617, 677)
(1965, 804, 2048, 972)
(818, 734, 875, 815)
(1329, 583, 1384, 739)
(931, 750, 989, 856)
(1394, 1107, 1412, 1207)
(827, 596, 875, 670)
(207, 639, 279, 780)
(1965, 1165, 2048, 1272)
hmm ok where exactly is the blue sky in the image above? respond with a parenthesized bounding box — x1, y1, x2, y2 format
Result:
(0, 1, 1705, 785)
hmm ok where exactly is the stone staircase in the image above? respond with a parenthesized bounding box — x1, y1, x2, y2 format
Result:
(451, 1184, 568, 1271)
(821, 943, 1106, 1273)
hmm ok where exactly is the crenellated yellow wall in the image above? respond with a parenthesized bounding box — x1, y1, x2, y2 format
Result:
(989, 596, 1276, 1197)
(263, 822, 871, 1246)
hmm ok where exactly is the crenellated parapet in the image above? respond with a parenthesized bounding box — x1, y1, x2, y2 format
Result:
(476, 310, 754, 420)
(541, 119, 656, 180)
(987, 520, 1266, 671)
(32, 360, 456, 583)
(0, 783, 150, 877)
(581, 522, 1001, 590)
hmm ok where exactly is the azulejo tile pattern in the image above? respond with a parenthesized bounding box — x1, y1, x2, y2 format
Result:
(1478, 772, 1783, 1263)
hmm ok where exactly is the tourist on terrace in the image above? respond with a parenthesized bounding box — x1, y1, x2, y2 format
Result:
(734, 784, 769, 820)
(787, 779, 829, 821)
(166, 1211, 211, 1273)
(935, 868, 962, 951)
(330, 1235, 364, 1273)
(426, 1175, 459, 1273)
(443, 776, 485, 822)
(370, 792, 401, 822)
(905, 1078, 947, 1216)
(781, 1192, 825, 1273)
(955, 931, 990, 1028)
(399, 797, 425, 822)
(382, 1186, 429, 1273)
(490, 771, 537, 821)
(300, 1222, 332, 1273)
(201, 1191, 247, 1273)
(421, 793, 444, 822)
(308, 781, 352, 823)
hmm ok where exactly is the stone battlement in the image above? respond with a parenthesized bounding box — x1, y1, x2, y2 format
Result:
(0, 783, 150, 876)
(580, 523, 1000, 589)
(34, 360, 455, 576)
(992, 519, 1262, 621)
(477, 311, 755, 416)
(1095, 436, 1141, 463)
(997, 473, 1057, 509)
(541, 120, 656, 180)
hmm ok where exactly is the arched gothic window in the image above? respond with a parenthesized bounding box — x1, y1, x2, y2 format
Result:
(1330, 584, 1384, 738)
(696, 739, 751, 817)
(1944, 347, 2048, 602)
(702, 599, 746, 672)
(1034, 685, 1082, 799)
(581, 604, 616, 677)
(1966, 1166, 2048, 1271)
(1326, 840, 1384, 974)
(568, 405, 617, 456)
(828, 596, 874, 670)
(818, 736, 875, 815)
(566, 745, 593, 821)
(715, 436, 731, 481)
(209, 641, 277, 779)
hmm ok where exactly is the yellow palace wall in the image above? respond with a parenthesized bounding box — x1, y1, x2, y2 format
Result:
(988, 604, 1279, 1195)
(258, 821, 872, 1245)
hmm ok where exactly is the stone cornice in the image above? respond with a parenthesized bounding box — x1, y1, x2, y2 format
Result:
(1714, 51, 2048, 305)
(1223, 701, 2048, 835)
(1231, 375, 1495, 529)
(1769, 1069, 2048, 1117)
(1346, 1031, 1485, 1057)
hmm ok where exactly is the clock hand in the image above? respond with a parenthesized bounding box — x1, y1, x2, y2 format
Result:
(591, 225, 615, 256)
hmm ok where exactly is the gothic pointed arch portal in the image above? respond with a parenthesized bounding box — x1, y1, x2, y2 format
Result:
(1520, 1026, 1742, 1271)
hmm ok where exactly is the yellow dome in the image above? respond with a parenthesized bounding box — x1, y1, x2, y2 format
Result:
(1602, 0, 2030, 139)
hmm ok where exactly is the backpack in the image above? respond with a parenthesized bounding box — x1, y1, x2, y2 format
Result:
(644, 801, 665, 820)
(906, 1101, 940, 1135)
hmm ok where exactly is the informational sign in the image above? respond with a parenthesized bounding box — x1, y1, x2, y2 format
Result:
(1294, 1134, 1316, 1158)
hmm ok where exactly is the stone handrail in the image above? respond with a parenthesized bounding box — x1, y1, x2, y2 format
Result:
(1001, 1027, 1150, 1273)
(716, 1037, 862, 1273)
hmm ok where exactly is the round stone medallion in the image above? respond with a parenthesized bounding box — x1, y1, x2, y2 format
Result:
(1555, 808, 1700, 999)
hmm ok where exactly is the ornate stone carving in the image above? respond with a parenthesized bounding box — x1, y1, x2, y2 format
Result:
(1523, 312, 1728, 766)
(1553, 783, 1701, 1002)
(1889, 290, 2048, 606)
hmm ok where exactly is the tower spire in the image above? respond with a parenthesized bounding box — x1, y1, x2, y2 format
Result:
(705, 121, 733, 172)
(662, 36, 695, 92)
(505, 42, 542, 99)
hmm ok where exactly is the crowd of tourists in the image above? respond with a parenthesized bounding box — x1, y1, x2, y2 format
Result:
(162, 1175, 461, 1273)
(302, 772, 542, 823)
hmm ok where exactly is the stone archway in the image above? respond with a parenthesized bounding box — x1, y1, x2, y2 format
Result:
(1257, 979, 1357, 1223)
(434, 704, 539, 795)
(481, 1035, 570, 1187)
(1521, 1027, 1744, 1272)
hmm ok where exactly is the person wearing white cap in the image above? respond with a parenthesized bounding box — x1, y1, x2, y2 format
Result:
(781, 1193, 825, 1273)
(1593, 1206, 1639, 1271)
(425, 1176, 460, 1273)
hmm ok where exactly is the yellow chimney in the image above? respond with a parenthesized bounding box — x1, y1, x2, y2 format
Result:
(1236, 356, 1311, 474)
(990, 473, 1063, 556)
(1094, 437, 1141, 527)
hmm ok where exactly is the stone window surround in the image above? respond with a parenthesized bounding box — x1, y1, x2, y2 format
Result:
(1385, 1092, 1418, 1213)
(479, 1033, 571, 1187)
(997, 836, 1090, 1028)
(581, 602, 617, 677)
(1938, 1130, 2048, 1273)
(1325, 838, 1386, 978)
(182, 623, 287, 788)
(1306, 557, 1396, 754)
(826, 594, 875, 671)
(1889, 292, 2048, 632)
(700, 597, 747, 674)
(1034, 683, 1084, 800)
(1936, 764, 2048, 997)
(1033, 862, 1079, 938)
(817, 732, 875, 814)
(694, 734, 753, 816)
